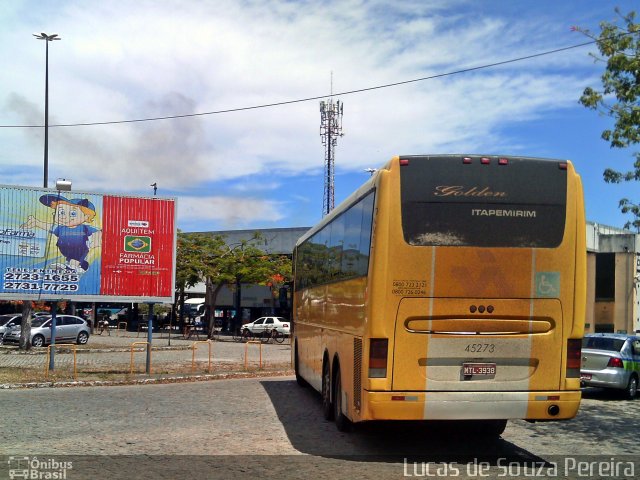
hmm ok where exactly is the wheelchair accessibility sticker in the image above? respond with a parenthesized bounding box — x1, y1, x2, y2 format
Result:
(535, 272, 560, 298)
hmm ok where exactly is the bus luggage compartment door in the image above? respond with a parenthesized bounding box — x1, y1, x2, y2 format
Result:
(391, 297, 563, 392)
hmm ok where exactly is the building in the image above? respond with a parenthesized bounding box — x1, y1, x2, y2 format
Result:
(587, 222, 640, 334)
(185, 223, 640, 334)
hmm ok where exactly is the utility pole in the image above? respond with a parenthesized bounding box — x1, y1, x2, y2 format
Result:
(319, 83, 344, 216)
(33, 32, 61, 189)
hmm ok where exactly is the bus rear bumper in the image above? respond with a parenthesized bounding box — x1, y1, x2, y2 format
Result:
(363, 390, 581, 421)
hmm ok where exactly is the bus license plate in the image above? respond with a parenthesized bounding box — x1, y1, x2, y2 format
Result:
(462, 363, 496, 377)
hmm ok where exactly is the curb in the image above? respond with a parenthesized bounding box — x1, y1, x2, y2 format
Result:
(0, 345, 194, 355)
(0, 369, 294, 390)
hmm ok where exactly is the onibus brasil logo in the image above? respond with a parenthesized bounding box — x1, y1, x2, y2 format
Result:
(7, 456, 72, 479)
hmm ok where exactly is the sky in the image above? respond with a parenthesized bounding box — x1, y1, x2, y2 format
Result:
(0, 0, 638, 233)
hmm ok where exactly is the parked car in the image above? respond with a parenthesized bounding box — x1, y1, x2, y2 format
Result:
(581, 333, 640, 399)
(0, 314, 23, 335)
(0, 314, 24, 344)
(242, 316, 290, 336)
(3, 315, 90, 347)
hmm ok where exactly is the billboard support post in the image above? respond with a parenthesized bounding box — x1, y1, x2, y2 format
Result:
(49, 306, 57, 371)
(146, 303, 154, 374)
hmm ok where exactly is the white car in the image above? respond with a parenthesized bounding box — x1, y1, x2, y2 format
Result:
(242, 316, 290, 336)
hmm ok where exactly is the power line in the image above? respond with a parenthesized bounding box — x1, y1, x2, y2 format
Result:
(0, 38, 600, 129)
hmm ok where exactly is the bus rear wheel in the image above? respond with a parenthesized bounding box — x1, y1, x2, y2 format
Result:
(294, 345, 308, 388)
(322, 361, 334, 420)
(333, 367, 352, 432)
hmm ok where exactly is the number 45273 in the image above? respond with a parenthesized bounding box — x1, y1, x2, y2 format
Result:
(465, 343, 495, 353)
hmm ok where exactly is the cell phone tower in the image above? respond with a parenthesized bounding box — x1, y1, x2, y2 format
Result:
(319, 96, 344, 217)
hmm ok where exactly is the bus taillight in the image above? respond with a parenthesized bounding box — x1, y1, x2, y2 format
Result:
(566, 339, 581, 378)
(369, 338, 388, 378)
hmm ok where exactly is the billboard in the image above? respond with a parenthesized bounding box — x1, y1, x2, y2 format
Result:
(0, 185, 176, 303)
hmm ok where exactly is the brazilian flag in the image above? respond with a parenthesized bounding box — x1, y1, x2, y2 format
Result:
(124, 235, 152, 253)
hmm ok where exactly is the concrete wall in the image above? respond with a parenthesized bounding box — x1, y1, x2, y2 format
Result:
(587, 223, 639, 334)
(585, 253, 596, 332)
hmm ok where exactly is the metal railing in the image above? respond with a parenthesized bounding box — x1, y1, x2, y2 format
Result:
(44, 344, 77, 380)
(191, 340, 213, 373)
(117, 321, 128, 336)
(244, 340, 263, 370)
(129, 341, 151, 374)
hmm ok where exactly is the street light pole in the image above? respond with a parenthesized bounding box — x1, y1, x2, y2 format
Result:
(33, 32, 61, 189)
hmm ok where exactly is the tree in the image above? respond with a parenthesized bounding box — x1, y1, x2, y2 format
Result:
(174, 231, 204, 326)
(19, 301, 32, 350)
(182, 232, 292, 338)
(575, 9, 640, 230)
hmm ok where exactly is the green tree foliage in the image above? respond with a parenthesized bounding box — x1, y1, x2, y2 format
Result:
(173, 231, 205, 324)
(176, 232, 292, 337)
(575, 9, 640, 230)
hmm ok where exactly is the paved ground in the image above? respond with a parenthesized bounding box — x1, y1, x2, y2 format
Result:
(2, 332, 639, 479)
(1, 377, 638, 480)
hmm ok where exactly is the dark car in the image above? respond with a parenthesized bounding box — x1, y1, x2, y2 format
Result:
(581, 333, 640, 399)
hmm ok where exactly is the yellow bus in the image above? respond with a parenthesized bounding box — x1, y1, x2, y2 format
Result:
(292, 154, 585, 434)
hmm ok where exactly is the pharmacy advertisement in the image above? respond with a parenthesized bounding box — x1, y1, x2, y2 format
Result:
(0, 185, 176, 302)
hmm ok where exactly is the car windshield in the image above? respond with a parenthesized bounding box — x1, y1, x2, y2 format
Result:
(0, 315, 17, 326)
(582, 336, 625, 352)
(31, 318, 50, 328)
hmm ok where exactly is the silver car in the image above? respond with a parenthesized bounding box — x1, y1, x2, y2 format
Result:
(581, 333, 640, 399)
(0, 314, 25, 344)
(0, 314, 23, 335)
(3, 315, 90, 347)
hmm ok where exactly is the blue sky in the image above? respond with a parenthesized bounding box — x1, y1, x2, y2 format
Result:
(0, 0, 638, 232)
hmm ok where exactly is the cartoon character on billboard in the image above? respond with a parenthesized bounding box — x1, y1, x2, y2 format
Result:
(22, 195, 102, 272)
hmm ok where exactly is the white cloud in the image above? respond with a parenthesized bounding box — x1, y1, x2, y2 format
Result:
(178, 195, 286, 230)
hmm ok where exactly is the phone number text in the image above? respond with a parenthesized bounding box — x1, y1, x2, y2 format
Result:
(3, 282, 79, 291)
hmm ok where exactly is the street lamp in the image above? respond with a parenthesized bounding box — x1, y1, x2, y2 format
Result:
(33, 32, 61, 189)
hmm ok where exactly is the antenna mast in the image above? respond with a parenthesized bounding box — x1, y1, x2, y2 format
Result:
(319, 73, 344, 216)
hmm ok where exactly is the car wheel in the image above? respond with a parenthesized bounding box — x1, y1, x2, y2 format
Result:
(322, 360, 334, 420)
(625, 375, 638, 400)
(32, 334, 45, 348)
(333, 366, 352, 432)
(77, 331, 89, 345)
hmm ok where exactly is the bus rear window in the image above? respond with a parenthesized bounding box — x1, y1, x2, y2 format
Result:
(400, 155, 567, 248)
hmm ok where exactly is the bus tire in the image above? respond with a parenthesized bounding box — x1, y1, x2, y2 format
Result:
(333, 367, 352, 432)
(294, 344, 308, 388)
(322, 360, 334, 420)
